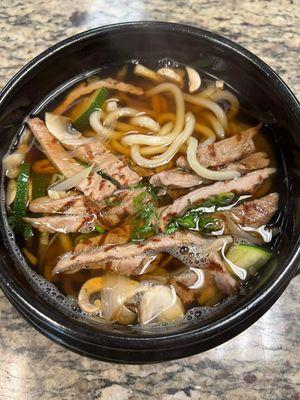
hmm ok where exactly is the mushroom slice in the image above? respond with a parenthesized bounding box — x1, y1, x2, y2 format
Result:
(157, 68, 184, 87)
(134, 64, 164, 83)
(100, 273, 140, 323)
(139, 284, 185, 324)
(185, 66, 201, 93)
(78, 277, 103, 314)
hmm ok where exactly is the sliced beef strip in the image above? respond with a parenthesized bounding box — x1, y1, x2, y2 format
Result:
(159, 168, 276, 230)
(150, 169, 204, 188)
(54, 78, 144, 115)
(23, 215, 97, 234)
(220, 192, 279, 230)
(28, 118, 116, 204)
(150, 152, 270, 189)
(176, 125, 259, 170)
(219, 152, 270, 173)
(99, 188, 150, 227)
(29, 192, 100, 215)
(53, 231, 232, 275)
(72, 141, 140, 187)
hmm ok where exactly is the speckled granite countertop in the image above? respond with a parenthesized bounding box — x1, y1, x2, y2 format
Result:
(0, 1, 299, 399)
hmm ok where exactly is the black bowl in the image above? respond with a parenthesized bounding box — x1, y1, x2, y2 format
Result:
(0, 22, 299, 363)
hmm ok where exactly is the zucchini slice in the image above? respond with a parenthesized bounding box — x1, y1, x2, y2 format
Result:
(9, 162, 33, 239)
(226, 244, 272, 279)
(71, 87, 108, 130)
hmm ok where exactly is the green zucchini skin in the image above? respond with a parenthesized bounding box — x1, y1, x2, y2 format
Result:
(226, 244, 272, 277)
(73, 88, 109, 130)
(9, 162, 32, 239)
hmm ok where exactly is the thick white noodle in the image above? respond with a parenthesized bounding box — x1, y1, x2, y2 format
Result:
(202, 112, 225, 138)
(89, 110, 112, 137)
(130, 115, 160, 132)
(131, 112, 195, 168)
(183, 93, 228, 128)
(209, 90, 240, 116)
(146, 83, 185, 136)
(187, 137, 241, 181)
(122, 121, 174, 146)
(104, 107, 140, 127)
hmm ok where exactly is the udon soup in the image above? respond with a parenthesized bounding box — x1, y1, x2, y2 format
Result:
(3, 61, 279, 326)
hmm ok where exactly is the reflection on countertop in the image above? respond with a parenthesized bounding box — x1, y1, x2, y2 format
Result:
(0, 1, 299, 399)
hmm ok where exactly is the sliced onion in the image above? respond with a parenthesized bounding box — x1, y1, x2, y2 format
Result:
(139, 285, 184, 324)
(221, 243, 248, 281)
(3, 152, 25, 178)
(130, 115, 160, 132)
(48, 164, 94, 192)
(6, 179, 17, 206)
(100, 273, 139, 323)
(47, 189, 68, 200)
(216, 80, 224, 89)
(188, 268, 205, 289)
(134, 64, 164, 83)
(185, 66, 201, 93)
(241, 225, 273, 243)
(157, 68, 184, 87)
(187, 137, 241, 181)
(131, 112, 195, 168)
(224, 214, 263, 245)
(45, 113, 93, 146)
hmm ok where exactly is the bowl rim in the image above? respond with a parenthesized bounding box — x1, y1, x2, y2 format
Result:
(0, 21, 299, 355)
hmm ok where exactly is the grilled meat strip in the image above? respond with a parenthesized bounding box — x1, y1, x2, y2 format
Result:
(54, 78, 144, 115)
(150, 152, 269, 189)
(221, 192, 279, 229)
(53, 231, 232, 275)
(23, 215, 97, 233)
(159, 168, 276, 230)
(29, 192, 100, 215)
(28, 118, 116, 203)
(72, 140, 140, 187)
(176, 125, 259, 170)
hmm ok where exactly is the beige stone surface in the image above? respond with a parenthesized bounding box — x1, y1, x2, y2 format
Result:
(0, 1, 299, 399)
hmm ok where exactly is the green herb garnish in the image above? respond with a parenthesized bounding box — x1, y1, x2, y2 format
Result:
(130, 202, 158, 243)
(95, 224, 106, 234)
(98, 170, 120, 188)
(104, 195, 122, 207)
(165, 192, 235, 234)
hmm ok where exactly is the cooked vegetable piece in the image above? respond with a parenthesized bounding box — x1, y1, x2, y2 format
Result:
(32, 172, 53, 200)
(71, 88, 109, 130)
(130, 192, 158, 242)
(22, 248, 38, 266)
(165, 192, 235, 234)
(58, 233, 74, 252)
(9, 162, 32, 239)
(95, 224, 106, 234)
(226, 244, 272, 277)
(32, 159, 57, 174)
